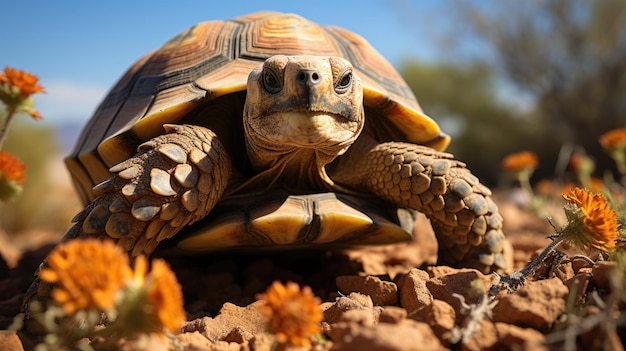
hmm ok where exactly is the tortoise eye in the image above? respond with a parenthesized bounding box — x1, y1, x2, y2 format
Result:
(262, 68, 282, 94)
(335, 70, 352, 94)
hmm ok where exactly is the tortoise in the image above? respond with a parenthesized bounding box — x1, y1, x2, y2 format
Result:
(25, 11, 507, 314)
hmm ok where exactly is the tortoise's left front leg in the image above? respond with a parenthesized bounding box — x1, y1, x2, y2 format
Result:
(20, 124, 232, 335)
(335, 141, 508, 273)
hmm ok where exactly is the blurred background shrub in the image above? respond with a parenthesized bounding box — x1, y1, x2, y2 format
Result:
(397, 0, 626, 186)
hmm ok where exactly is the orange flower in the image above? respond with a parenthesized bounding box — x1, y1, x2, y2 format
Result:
(0, 151, 26, 200)
(562, 187, 618, 252)
(501, 151, 539, 172)
(599, 128, 626, 150)
(568, 153, 594, 174)
(115, 255, 186, 335)
(0, 66, 45, 98)
(534, 179, 555, 197)
(0, 66, 45, 120)
(257, 281, 322, 347)
(589, 177, 605, 193)
(28, 110, 44, 120)
(39, 239, 132, 315)
(142, 257, 186, 333)
(0, 151, 26, 182)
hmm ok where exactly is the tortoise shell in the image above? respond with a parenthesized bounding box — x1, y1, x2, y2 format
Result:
(66, 12, 449, 205)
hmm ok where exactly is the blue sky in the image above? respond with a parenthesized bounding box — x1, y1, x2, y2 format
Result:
(3, 1, 454, 125)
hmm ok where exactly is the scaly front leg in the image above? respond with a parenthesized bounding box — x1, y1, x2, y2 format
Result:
(337, 141, 507, 273)
(22, 124, 232, 323)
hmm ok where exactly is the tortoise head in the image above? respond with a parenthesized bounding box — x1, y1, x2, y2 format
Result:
(243, 55, 364, 185)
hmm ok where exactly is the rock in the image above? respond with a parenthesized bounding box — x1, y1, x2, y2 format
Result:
(564, 269, 592, 305)
(493, 278, 568, 329)
(329, 319, 445, 351)
(394, 268, 432, 314)
(175, 331, 216, 350)
(336, 275, 398, 306)
(345, 214, 438, 278)
(343, 250, 390, 276)
(247, 332, 319, 351)
(378, 306, 407, 324)
(184, 301, 266, 343)
(322, 293, 379, 325)
(210, 341, 243, 351)
(247, 332, 275, 351)
(0, 331, 24, 351)
(592, 261, 624, 291)
(409, 213, 439, 263)
(342, 292, 373, 308)
(554, 260, 575, 282)
(222, 327, 248, 343)
(494, 323, 547, 351)
(571, 257, 594, 274)
(425, 268, 495, 323)
(116, 333, 170, 351)
(408, 299, 455, 343)
(460, 319, 497, 351)
(425, 266, 458, 278)
(340, 309, 378, 326)
(531, 251, 574, 282)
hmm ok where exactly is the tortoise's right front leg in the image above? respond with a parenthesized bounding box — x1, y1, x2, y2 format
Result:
(22, 124, 232, 324)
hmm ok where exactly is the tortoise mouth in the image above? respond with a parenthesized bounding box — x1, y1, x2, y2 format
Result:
(248, 110, 361, 148)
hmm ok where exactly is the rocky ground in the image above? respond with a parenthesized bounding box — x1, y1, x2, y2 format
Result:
(0, 180, 625, 350)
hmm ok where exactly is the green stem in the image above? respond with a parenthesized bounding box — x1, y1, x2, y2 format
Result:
(519, 172, 535, 198)
(577, 172, 592, 190)
(0, 106, 16, 149)
(611, 150, 626, 175)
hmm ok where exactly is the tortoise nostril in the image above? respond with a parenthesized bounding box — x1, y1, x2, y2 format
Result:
(296, 70, 321, 85)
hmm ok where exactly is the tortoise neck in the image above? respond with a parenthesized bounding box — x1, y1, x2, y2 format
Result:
(243, 144, 337, 192)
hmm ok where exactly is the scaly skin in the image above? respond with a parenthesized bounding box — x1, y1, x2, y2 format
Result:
(22, 124, 231, 322)
(334, 141, 506, 273)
